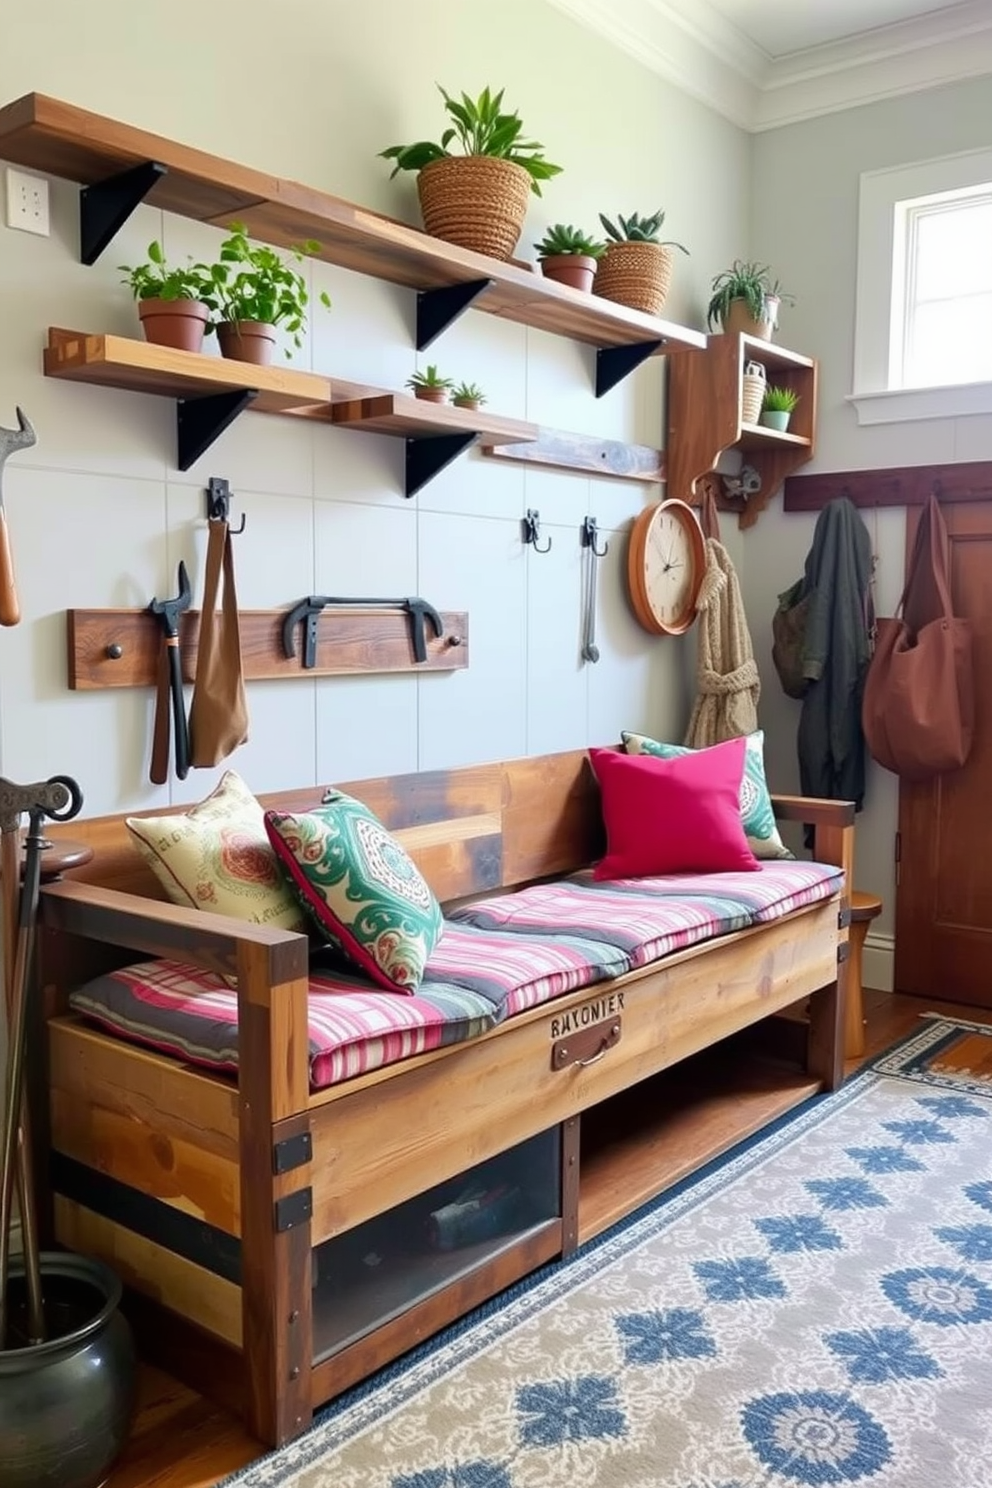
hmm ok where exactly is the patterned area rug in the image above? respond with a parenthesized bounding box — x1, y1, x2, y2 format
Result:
(224, 1018, 992, 1487)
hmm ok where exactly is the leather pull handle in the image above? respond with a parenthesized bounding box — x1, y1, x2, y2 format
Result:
(0, 508, 20, 626)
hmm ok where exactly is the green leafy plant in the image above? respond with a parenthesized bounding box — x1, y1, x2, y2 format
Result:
(598, 210, 688, 253)
(119, 240, 212, 302)
(762, 384, 800, 413)
(707, 259, 794, 330)
(534, 223, 605, 259)
(206, 223, 331, 353)
(380, 85, 563, 196)
(406, 364, 454, 392)
(451, 381, 487, 407)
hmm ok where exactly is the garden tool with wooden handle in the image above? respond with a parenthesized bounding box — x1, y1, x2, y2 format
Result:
(0, 408, 37, 628)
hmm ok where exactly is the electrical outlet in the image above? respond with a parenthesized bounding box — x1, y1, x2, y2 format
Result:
(5, 167, 50, 237)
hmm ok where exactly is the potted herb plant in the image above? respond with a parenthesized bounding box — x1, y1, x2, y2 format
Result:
(533, 224, 605, 294)
(707, 260, 794, 341)
(595, 211, 689, 317)
(451, 381, 486, 411)
(761, 385, 799, 431)
(380, 86, 562, 262)
(406, 365, 454, 404)
(207, 223, 330, 366)
(119, 240, 213, 353)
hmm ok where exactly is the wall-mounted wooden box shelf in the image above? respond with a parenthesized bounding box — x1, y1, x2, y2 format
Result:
(0, 91, 706, 387)
(667, 333, 818, 528)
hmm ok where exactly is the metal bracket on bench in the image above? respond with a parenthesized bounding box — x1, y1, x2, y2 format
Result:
(273, 1131, 313, 1175)
(274, 1188, 313, 1233)
(837, 940, 850, 965)
(838, 905, 852, 930)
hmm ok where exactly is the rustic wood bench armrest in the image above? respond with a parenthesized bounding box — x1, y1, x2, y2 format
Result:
(41, 879, 309, 985)
(770, 795, 856, 826)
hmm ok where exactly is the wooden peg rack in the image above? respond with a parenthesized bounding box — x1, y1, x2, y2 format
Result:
(67, 607, 469, 690)
(783, 459, 992, 512)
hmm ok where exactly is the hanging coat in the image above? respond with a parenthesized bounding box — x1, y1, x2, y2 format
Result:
(795, 497, 874, 809)
(684, 538, 760, 748)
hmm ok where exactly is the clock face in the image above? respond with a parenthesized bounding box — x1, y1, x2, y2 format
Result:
(627, 499, 706, 635)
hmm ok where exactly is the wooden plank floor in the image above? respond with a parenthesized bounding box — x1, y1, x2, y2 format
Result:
(106, 988, 991, 1488)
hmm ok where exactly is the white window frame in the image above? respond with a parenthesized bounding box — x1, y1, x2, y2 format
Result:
(849, 145, 992, 426)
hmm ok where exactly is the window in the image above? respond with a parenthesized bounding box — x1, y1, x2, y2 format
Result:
(851, 147, 992, 425)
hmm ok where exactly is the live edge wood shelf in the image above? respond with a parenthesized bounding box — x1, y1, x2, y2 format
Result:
(0, 91, 705, 394)
(43, 329, 538, 493)
(667, 333, 818, 529)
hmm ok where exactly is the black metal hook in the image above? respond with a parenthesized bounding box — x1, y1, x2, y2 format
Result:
(581, 515, 609, 558)
(522, 508, 552, 554)
(206, 475, 246, 534)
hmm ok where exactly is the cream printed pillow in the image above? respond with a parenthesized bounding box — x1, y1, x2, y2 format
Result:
(126, 771, 308, 932)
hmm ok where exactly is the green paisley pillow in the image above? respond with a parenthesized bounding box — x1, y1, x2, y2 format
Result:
(264, 792, 443, 992)
(620, 730, 791, 861)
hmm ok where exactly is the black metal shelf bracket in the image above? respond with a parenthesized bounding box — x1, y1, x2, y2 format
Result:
(176, 389, 258, 471)
(416, 279, 493, 351)
(405, 432, 478, 498)
(595, 339, 664, 398)
(80, 160, 168, 266)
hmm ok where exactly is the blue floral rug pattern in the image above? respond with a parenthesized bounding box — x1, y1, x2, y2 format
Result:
(224, 1018, 992, 1486)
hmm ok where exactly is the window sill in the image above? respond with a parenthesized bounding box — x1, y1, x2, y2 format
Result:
(847, 382, 992, 425)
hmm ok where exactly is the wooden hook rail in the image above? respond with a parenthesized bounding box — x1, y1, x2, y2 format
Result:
(67, 607, 469, 690)
(783, 459, 992, 512)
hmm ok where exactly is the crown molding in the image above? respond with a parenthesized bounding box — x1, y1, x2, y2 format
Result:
(547, 0, 992, 133)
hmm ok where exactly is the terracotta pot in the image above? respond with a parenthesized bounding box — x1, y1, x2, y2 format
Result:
(137, 297, 210, 353)
(417, 155, 532, 261)
(594, 242, 674, 317)
(217, 320, 277, 365)
(539, 254, 598, 294)
(452, 397, 481, 411)
(724, 297, 774, 341)
(411, 386, 450, 404)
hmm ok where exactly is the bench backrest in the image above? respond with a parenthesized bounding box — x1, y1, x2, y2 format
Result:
(45, 749, 605, 905)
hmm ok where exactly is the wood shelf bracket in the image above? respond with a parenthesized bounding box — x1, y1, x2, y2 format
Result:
(406, 432, 478, 498)
(416, 279, 494, 351)
(80, 160, 167, 266)
(177, 389, 259, 471)
(595, 339, 664, 397)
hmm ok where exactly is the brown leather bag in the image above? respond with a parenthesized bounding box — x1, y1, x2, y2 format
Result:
(188, 518, 249, 767)
(861, 493, 973, 781)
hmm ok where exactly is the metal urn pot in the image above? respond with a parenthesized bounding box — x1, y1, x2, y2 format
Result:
(0, 1252, 137, 1488)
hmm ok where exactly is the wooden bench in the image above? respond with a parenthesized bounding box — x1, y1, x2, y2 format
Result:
(38, 748, 853, 1447)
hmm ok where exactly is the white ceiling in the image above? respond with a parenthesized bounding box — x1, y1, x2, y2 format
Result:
(706, 0, 974, 60)
(547, 0, 992, 130)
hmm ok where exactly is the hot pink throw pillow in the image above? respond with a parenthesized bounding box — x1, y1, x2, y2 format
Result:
(590, 739, 760, 879)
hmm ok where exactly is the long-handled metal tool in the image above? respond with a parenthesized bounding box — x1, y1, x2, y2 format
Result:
(0, 407, 37, 628)
(148, 562, 192, 783)
(0, 775, 83, 1349)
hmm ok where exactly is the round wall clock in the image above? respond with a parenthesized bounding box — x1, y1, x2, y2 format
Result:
(627, 498, 706, 636)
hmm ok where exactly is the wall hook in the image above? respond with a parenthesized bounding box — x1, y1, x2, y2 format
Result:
(522, 508, 552, 554)
(580, 514, 608, 558)
(206, 475, 246, 534)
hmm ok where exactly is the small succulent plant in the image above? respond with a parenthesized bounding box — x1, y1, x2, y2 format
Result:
(452, 381, 487, 407)
(406, 364, 454, 391)
(534, 223, 605, 259)
(598, 210, 688, 253)
(762, 384, 800, 413)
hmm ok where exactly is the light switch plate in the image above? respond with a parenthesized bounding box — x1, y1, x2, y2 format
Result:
(5, 167, 50, 236)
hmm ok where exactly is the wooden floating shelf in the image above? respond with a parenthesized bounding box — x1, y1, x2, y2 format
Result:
(325, 393, 537, 446)
(482, 428, 664, 484)
(0, 92, 707, 365)
(67, 607, 469, 690)
(738, 423, 812, 451)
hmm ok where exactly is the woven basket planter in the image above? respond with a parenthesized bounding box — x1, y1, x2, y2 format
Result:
(594, 242, 674, 317)
(741, 365, 766, 425)
(417, 156, 532, 261)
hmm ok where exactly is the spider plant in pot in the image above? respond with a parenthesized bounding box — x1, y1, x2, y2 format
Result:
(207, 223, 331, 365)
(707, 259, 794, 341)
(119, 240, 214, 353)
(451, 380, 486, 411)
(406, 365, 454, 404)
(380, 85, 563, 261)
(533, 223, 605, 294)
(595, 210, 689, 317)
(760, 383, 800, 432)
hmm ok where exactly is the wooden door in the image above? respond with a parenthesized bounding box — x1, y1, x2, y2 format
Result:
(895, 501, 992, 1005)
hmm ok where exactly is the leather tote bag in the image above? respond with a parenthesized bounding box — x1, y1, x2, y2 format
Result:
(189, 518, 249, 767)
(861, 493, 973, 781)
